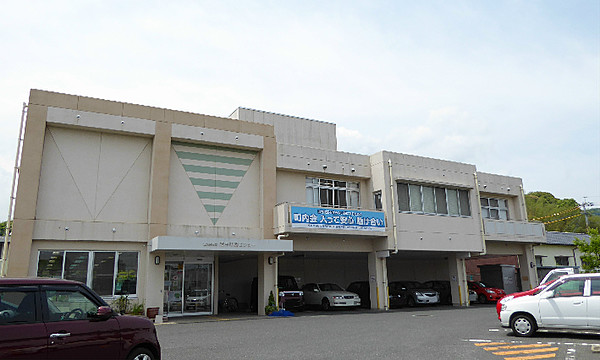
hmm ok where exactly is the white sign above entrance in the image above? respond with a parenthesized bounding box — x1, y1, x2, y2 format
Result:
(150, 236, 293, 252)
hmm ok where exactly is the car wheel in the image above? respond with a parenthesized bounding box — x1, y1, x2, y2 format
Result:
(127, 347, 155, 360)
(321, 298, 331, 311)
(478, 294, 487, 304)
(407, 296, 416, 307)
(511, 314, 537, 337)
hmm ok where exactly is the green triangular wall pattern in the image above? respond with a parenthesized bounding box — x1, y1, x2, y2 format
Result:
(172, 141, 256, 225)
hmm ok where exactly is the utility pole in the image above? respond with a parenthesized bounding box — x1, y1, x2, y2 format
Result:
(580, 197, 593, 232)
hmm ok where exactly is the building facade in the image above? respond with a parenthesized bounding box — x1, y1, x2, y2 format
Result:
(4, 90, 546, 317)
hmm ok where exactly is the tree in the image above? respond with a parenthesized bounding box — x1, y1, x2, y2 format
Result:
(0, 221, 7, 237)
(573, 229, 600, 273)
(525, 192, 600, 232)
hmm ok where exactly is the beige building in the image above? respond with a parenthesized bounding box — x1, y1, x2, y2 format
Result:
(2, 90, 546, 317)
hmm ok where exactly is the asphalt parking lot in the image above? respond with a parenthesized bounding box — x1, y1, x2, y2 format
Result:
(156, 304, 600, 360)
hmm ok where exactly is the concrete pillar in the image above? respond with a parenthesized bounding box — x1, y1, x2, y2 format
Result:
(518, 244, 538, 290)
(448, 253, 469, 306)
(7, 102, 48, 277)
(257, 253, 276, 315)
(145, 120, 171, 317)
(368, 251, 388, 310)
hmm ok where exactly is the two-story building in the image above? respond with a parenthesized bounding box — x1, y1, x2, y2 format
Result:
(2, 90, 545, 317)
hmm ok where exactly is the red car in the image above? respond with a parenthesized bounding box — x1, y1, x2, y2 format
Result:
(495, 278, 560, 319)
(468, 281, 506, 304)
(0, 278, 161, 360)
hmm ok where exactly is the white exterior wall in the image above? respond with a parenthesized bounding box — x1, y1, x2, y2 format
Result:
(535, 244, 583, 268)
(231, 108, 337, 151)
(371, 151, 484, 253)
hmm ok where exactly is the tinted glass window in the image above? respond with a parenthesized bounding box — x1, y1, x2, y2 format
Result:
(93, 252, 116, 296)
(591, 279, 600, 296)
(0, 290, 37, 324)
(397, 183, 409, 211)
(65, 252, 89, 284)
(37, 250, 64, 278)
(115, 252, 138, 295)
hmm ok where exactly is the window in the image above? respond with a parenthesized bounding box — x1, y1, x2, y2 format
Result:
(554, 256, 570, 266)
(373, 191, 382, 210)
(481, 197, 509, 220)
(0, 290, 37, 324)
(37, 251, 138, 297)
(552, 279, 584, 298)
(535, 256, 544, 267)
(45, 289, 98, 322)
(305, 177, 360, 208)
(591, 279, 600, 296)
(397, 182, 471, 217)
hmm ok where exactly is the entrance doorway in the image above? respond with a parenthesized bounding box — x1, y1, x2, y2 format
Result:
(164, 261, 213, 316)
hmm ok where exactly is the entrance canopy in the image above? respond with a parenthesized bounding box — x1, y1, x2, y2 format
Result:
(150, 236, 293, 253)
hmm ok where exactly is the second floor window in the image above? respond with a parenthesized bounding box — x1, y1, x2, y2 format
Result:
(306, 177, 360, 208)
(397, 182, 471, 216)
(481, 197, 509, 220)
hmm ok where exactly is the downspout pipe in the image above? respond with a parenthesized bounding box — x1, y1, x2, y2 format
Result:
(388, 159, 398, 254)
(473, 172, 487, 256)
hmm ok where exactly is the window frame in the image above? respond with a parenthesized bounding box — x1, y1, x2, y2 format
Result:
(480, 197, 509, 220)
(305, 177, 360, 209)
(396, 181, 472, 218)
(36, 250, 139, 299)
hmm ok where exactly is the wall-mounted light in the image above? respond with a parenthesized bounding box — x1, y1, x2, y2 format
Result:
(507, 187, 511, 192)
(112, 228, 116, 233)
(268, 256, 275, 265)
(120, 120, 125, 125)
(235, 136, 239, 140)
(155, 256, 161, 265)
(322, 164, 328, 170)
(351, 168, 356, 173)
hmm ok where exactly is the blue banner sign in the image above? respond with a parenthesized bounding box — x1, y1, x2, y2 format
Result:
(291, 206, 385, 232)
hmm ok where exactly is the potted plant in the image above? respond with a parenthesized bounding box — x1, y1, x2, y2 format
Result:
(264, 291, 277, 315)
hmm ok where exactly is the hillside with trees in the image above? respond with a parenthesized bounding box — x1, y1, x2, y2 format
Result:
(525, 192, 599, 233)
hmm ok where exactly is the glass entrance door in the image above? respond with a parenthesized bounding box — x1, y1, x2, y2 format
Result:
(164, 261, 213, 316)
(183, 264, 212, 314)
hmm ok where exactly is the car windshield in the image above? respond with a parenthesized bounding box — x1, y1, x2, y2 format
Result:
(278, 278, 299, 291)
(405, 281, 423, 289)
(188, 290, 208, 297)
(318, 283, 343, 291)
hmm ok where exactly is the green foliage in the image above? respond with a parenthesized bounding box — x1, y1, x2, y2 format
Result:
(112, 295, 130, 314)
(0, 221, 8, 237)
(525, 192, 600, 232)
(574, 229, 600, 273)
(111, 295, 145, 315)
(130, 301, 145, 315)
(264, 291, 277, 315)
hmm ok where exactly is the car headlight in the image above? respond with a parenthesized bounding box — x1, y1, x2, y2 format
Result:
(486, 289, 494, 294)
(501, 304, 507, 312)
(299, 291, 304, 296)
(332, 296, 343, 299)
(414, 292, 422, 296)
(499, 295, 514, 304)
(279, 292, 285, 297)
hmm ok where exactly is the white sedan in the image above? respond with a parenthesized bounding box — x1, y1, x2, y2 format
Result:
(301, 283, 361, 310)
(500, 273, 600, 336)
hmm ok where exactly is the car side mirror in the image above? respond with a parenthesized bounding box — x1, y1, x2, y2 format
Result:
(92, 306, 113, 321)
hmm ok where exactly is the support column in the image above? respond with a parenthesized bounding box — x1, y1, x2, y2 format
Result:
(257, 253, 276, 315)
(518, 244, 538, 290)
(368, 251, 388, 310)
(448, 253, 469, 306)
(145, 120, 171, 318)
(7, 102, 48, 277)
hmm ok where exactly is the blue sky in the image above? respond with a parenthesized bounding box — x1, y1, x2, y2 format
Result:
(0, 0, 598, 221)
